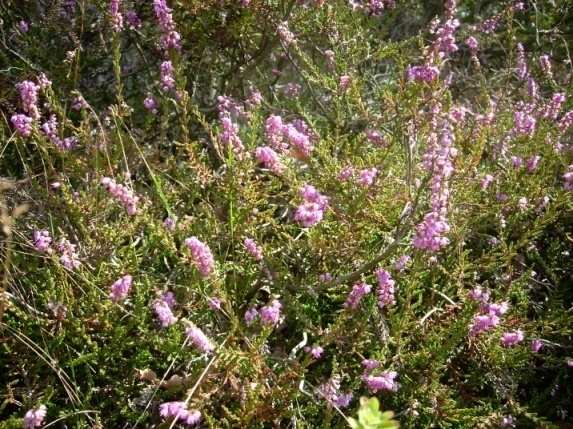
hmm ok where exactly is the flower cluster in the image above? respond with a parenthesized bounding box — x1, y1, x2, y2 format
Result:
(413, 116, 456, 252)
(317, 376, 353, 409)
(109, 0, 123, 31)
(101, 177, 140, 215)
(23, 405, 47, 429)
(153, 0, 181, 50)
(260, 299, 283, 326)
(184, 237, 215, 277)
(264, 115, 314, 157)
(294, 184, 329, 228)
(41, 115, 77, 150)
(159, 402, 201, 426)
(406, 65, 440, 82)
(109, 275, 133, 302)
(160, 60, 175, 91)
(344, 282, 372, 310)
(255, 146, 284, 174)
(243, 238, 263, 261)
(468, 287, 510, 336)
(33, 230, 52, 253)
(376, 269, 395, 309)
(563, 165, 573, 190)
(57, 238, 81, 270)
(185, 324, 214, 353)
(153, 291, 178, 327)
(501, 330, 524, 347)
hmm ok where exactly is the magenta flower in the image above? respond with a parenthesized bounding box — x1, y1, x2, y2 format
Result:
(344, 282, 372, 310)
(393, 255, 411, 271)
(16, 80, 40, 119)
(305, 345, 324, 359)
(109, 275, 133, 302)
(376, 269, 395, 309)
(33, 230, 52, 253)
(244, 307, 259, 325)
(531, 339, 543, 353)
(469, 314, 500, 336)
(159, 401, 201, 426)
(317, 376, 353, 409)
(244, 238, 263, 261)
(163, 216, 177, 231)
(526, 155, 541, 173)
(153, 0, 182, 50)
(11, 114, 33, 137)
(339, 75, 351, 91)
(160, 61, 175, 91)
(260, 299, 282, 326)
(406, 65, 439, 82)
(153, 298, 177, 327)
(465, 36, 478, 50)
(363, 371, 399, 392)
(101, 177, 140, 215)
(57, 238, 80, 270)
(23, 405, 47, 429)
(109, 0, 123, 31)
(255, 146, 284, 174)
(185, 324, 214, 353)
(501, 330, 524, 347)
(362, 359, 381, 372)
(184, 237, 215, 277)
(143, 95, 158, 114)
(357, 168, 378, 187)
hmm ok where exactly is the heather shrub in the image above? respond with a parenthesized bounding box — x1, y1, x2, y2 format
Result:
(1, 0, 572, 428)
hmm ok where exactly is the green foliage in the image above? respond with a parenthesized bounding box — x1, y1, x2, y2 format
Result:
(349, 397, 399, 429)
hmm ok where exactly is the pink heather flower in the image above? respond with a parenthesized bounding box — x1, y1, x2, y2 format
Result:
(255, 146, 284, 174)
(527, 77, 539, 99)
(160, 61, 175, 91)
(207, 297, 221, 311)
(153, 299, 177, 327)
(163, 216, 177, 231)
(265, 115, 287, 151)
(33, 230, 52, 253)
(244, 238, 263, 261)
(41, 115, 77, 151)
(246, 89, 263, 107)
(501, 330, 525, 347)
(376, 269, 395, 309)
(357, 168, 378, 187)
(513, 105, 536, 136)
(37, 73, 52, 89)
(559, 110, 573, 131)
(539, 54, 552, 77)
(344, 282, 372, 310)
(16, 80, 40, 119)
(468, 287, 490, 304)
(11, 114, 33, 137)
(109, 274, 133, 302)
(542, 93, 566, 120)
(481, 17, 499, 34)
(126, 10, 142, 29)
(469, 313, 500, 336)
(465, 36, 478, 50)
(161, 291, 177, 308)
(319, 272, 333, 282)
(300, 184, 328, 209)
(153, 0, 182, 50)
(18, 20, 29, 33)
(338, 166, 354, 182)
(284, 123, 313, 157)
(277, 21, 295, 46)
(526, 155, 541, 172)
(413, 119, 456, 252)
(71, 95, 88, 110)
(159, 402, 201, 426)
(109, 0, 123, 31)
(339, 75, 351, 91)
(57, 238, 80, 270)
(516, 43, 528, 80)
(23, 405, 47, 429)
(394, 255, 411, 271)
(185, 324, 214, 353)
(406, 65, 439, 82)
(566, 358, 573, 367)
(184, 237, 215, 277)
(260, 299, 282, 326)
(219, 114, 244, 153)
(282, 82, 301, 98)
(294, 202, 324, 227)
(304, 345, 324, 359)
(244, 307, 259, 325)
(531, 339, 543, 353)
(101, 177, 140, 215)
(365, 129, 387, 146)
(143, 95, 158, 114)
(511, 156, 523, 169)
(564, 165, 573, 190)
(449, 106, 468, 124)
(363, 371, 399, 393)
(481, 301, 509, 317)
(362, 359, 381, 372)
(317, 377, 353, 409)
